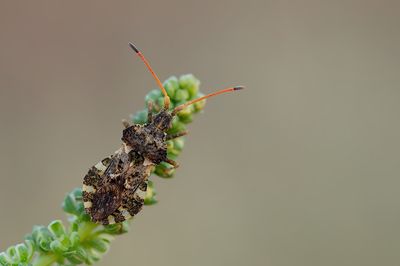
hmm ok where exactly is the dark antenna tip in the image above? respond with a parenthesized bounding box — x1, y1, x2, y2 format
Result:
(234, 86, 245, 91)
(129, 42, 139, 53)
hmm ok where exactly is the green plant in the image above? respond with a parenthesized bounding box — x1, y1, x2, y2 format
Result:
(0, 74, 206, 266)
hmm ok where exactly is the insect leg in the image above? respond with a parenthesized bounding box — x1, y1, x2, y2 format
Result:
(147, 101, 153, 123)
(164, 158, 179, 169)
(122, 119, 131, 128)
(166, 130, 188, 140)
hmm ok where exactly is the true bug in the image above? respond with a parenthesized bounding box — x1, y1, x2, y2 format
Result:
(82, 43, 243, 225)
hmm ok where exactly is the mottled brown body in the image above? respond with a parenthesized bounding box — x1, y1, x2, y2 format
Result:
(122, 111, 172, 164)
(82, 111, 175, 225)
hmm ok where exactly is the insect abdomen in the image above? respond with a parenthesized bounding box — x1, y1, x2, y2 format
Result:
(82, 156, 113, 220)
(82, 153, 151, 225)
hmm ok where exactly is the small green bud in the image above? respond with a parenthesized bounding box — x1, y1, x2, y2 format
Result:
(167, 146, 180, 157)
(166, 140, 174, 150)
(103, 222, 129, 235)
(154, 162, 175, 178)
(156, 96, 165, 110)
(166, 140, 180, 157)
(144, 181, 157, 205)
(168, 117, 187, 135)
(144, 197, 157, 205)
(145, 89, 162, 105)
(193, 93, 206, 112)
(177, 105, 194, 124)
(174, 89, 189, 102)
(167, 153, 178, 161)
(179, 74, 200, 99)
(131, 109, 148, 124)
(173, 138, 185, 151)
(163, 76, 179, 98)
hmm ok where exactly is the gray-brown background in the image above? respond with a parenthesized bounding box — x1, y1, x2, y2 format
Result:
(1, 1, 400, 265)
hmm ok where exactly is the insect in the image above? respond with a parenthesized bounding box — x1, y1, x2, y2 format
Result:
(82, 42, 243, 225)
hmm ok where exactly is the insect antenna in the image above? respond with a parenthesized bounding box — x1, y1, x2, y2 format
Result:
(129, 42, 171, 109)
(172, 86, 244, 115)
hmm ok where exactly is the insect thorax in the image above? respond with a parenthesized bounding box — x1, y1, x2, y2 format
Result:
(122, 110, 172, 164)
(151, 110, 173, 131)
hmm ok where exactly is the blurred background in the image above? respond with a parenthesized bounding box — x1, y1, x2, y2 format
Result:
(1, 1, 400, 265)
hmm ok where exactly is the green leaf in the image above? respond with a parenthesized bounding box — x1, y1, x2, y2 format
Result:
(14, 244, 28, 263)
(65, 253, 84, 265)
(31, 226, 53, 252)
(71, 188, 83, 201)
(48, 220, 67, 238)
(63, 194, 79, 216)
(0, 253, 12, 265)
(50, 239, 68, 253)
(6, 246, 16, 262)
(87, 239, 109, 253)
(69, 232, 80, 248)
(67, 246, 88, 264)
